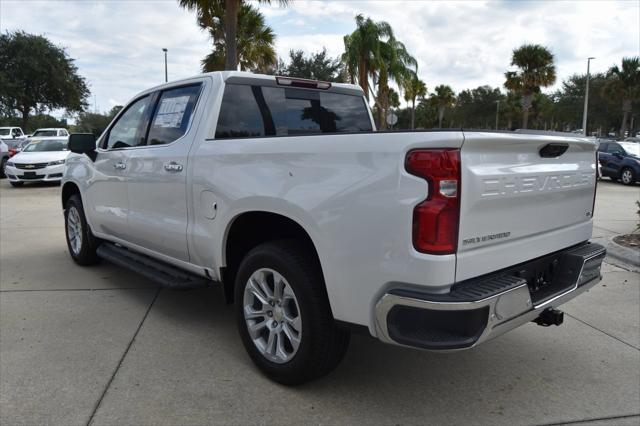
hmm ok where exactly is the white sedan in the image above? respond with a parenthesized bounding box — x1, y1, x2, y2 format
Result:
(5, 138, 70, 187)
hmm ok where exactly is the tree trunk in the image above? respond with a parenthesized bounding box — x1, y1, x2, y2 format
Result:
(620, 110, 629, 137)
(521, 107, 530, 129)
(358, 60, 368, 101)
(378, 93, 387, 131)
(620, 99, 632, 137)
(20, 106, 30, 133)
(438, 107, 444, 128)
(520, 93, 533, 130)
(224, 0, 239, 71)
(411, 98, 416, 130)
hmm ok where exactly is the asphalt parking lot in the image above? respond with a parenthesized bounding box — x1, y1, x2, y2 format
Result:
(1, 178, 638, 425)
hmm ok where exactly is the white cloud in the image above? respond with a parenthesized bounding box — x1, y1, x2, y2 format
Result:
(276, 33, 345, 60)
(1, 0, 211, 114)
(1, 0, 637, 115)
(265, 0, 639, 94)
(283, 18, 309, 28)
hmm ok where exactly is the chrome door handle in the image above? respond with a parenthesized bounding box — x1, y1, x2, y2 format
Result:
(113, 162, 126, 170)
(164, 162, 183, 172)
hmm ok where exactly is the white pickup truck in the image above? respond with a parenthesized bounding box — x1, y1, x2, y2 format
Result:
(62, 71, 605, 384)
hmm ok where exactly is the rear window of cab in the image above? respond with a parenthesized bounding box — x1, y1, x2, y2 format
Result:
(215, 84, 372, 139)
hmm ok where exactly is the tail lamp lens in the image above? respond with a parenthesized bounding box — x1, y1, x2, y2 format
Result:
(406, 149, 461, 255)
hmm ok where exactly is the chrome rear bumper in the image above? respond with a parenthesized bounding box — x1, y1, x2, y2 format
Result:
(374, 242, 606, 350)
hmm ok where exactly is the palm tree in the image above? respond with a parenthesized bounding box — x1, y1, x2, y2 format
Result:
(504, 44, 556, 129)
(179, 0, 288, 71)
(342, 15, 416, 129)
(375, 37, 416, 130)
(403, 75, 427, 129)
(604, 56, 640, 137)
(200, 3, 276, 73)
(432, 85, 455, 128)
(342, 15, 394, 101)
(502, 90, 522, 130)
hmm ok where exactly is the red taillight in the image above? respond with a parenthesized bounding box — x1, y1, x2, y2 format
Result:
(406, 149, 461, 255)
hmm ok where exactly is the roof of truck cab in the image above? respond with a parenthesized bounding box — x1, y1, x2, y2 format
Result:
(141, 71, 365, 97)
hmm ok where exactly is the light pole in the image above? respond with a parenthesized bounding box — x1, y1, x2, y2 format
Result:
(162, 48, 168, 83)
(495, 100, 500, 130)
(582, 57, 595, 136)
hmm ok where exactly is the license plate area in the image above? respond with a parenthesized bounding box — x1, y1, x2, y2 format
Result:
(24, 171, 36, 178)
(513, 253, 571, 305)
(512, 243, 605, 305)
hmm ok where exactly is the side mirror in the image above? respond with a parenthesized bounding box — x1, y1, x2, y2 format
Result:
(68, 133, 97, 155)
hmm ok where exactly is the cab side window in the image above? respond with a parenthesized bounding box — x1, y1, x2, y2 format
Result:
(105, 96, 151, 149)
(146, 84, 201, 145)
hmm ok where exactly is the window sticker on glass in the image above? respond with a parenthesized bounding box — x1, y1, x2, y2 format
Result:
(154, 95, 190, 128)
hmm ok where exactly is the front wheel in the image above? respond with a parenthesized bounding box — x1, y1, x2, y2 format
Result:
(235, 240, 350, 385)
(64, 194, 100, 265)
(620, 168, 636, 185)
(9, 181, 23, 187)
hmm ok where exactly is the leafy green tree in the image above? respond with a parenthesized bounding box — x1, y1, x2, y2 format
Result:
(388, 87, 400, 108)
(0, 113, 66, 132)
(179, 0, 288, 71)
(451, 85, 503, 129)
(279, 49, 347, 82)
(200, 3, 276, 73)
(342, 15, 393, 101)
(504, 44, 556, 129)
(74, 105, 122, 137)
(552, 73, 623, 135)
(403, 75, 427, 129)
(432, 85, 456, 128)
(27, 114, 67, 132)
(604, 56, 640, 137)
(374, 36, 416, 130)
(0, 31, 89, 131)
(342, 15, 416, 129)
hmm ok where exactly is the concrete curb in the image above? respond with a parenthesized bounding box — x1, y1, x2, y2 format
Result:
(606, 235, 640, 267)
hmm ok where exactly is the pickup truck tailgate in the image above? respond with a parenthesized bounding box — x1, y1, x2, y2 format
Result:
(456, 132, 597, 282)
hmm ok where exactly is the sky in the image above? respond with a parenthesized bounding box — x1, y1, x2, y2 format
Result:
(1, 0, 639, 115)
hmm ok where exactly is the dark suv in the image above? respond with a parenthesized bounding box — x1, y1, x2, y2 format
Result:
(597, 141, 640, 185)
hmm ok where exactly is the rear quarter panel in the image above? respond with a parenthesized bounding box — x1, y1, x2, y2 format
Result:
(190, 131, 463, 329)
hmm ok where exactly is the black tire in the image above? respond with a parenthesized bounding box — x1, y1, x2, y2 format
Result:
(0, 157, 7, 178)
(64, 194, 100, 265)
(620, 167, 636, 185)
(234, 240, 350, 385)
(9, 181, 23, 187)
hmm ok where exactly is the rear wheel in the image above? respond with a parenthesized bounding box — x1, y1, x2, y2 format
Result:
(620, 168, 636, 185)
(64, 194, 100, 265)
(235, 240, 350, 385)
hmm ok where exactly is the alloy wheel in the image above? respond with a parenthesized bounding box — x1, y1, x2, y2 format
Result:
(242, 268, 302, 364)
(67, 206, 83, 255)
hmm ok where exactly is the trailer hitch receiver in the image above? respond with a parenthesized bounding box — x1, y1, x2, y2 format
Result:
(534, 308, 564, 327)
